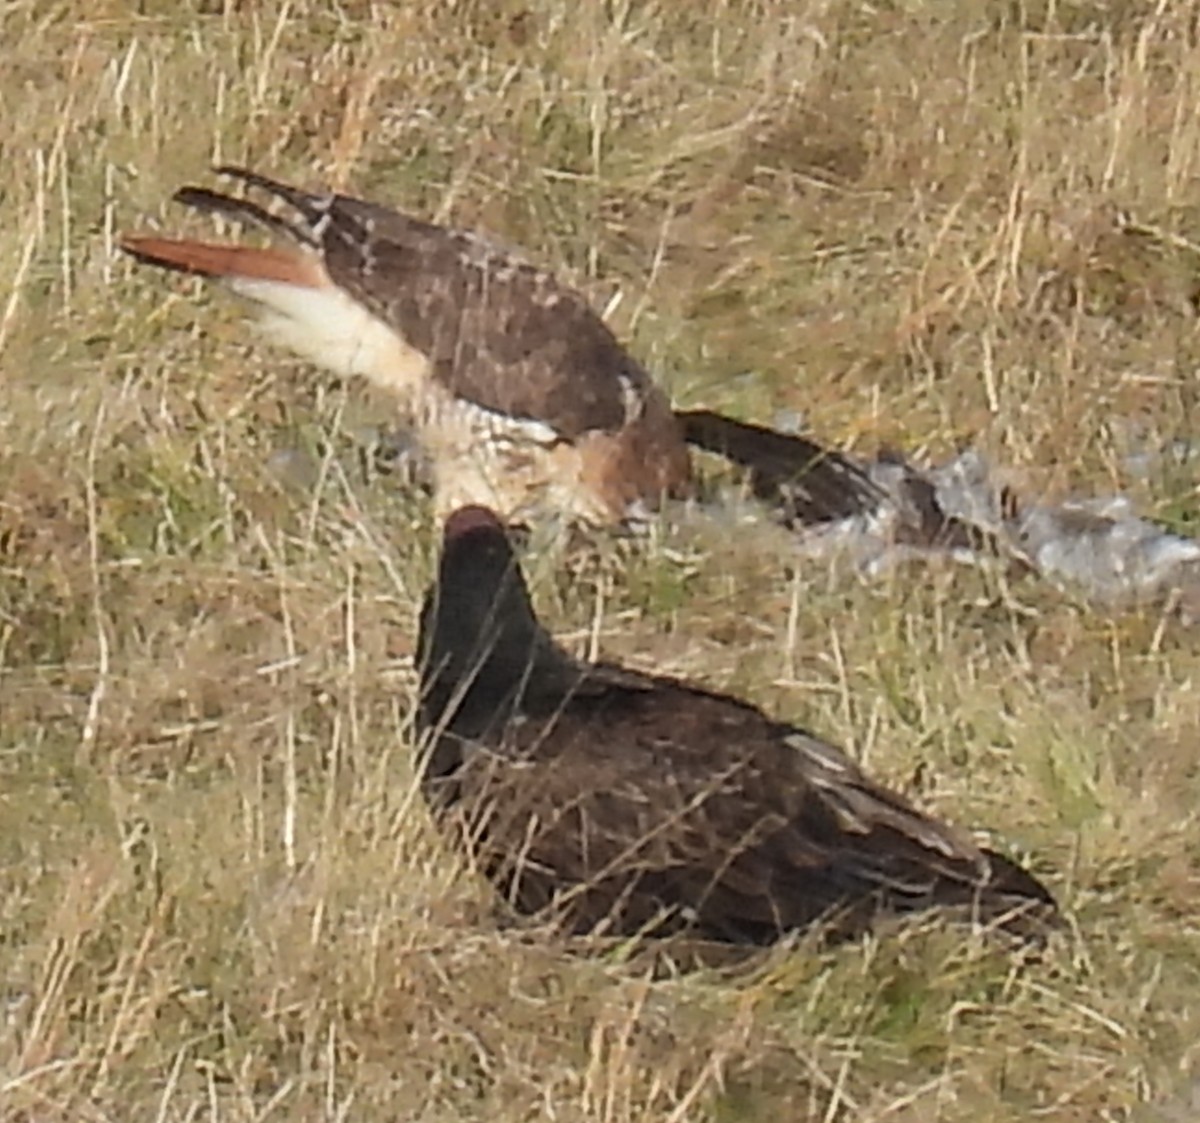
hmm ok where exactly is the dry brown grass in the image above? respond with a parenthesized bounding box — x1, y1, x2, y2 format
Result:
(4, 1, 1200, 1119)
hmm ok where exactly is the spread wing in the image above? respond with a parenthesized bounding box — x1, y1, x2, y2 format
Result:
(678, 408, 886, 525)
(437, 669, 1058, 943)
(680, 410, 1025, 558)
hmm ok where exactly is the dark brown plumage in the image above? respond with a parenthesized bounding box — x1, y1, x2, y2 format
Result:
(680, 411, 1026, 566)
(416, 505, 1060, 946)
(678, 409, 885, 525)
(120, 167, 690, 525)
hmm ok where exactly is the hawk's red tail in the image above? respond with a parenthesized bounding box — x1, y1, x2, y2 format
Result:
(119, 235, 323, 288)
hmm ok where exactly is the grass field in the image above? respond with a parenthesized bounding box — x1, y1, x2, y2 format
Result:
(4, 1, 1200, 1119)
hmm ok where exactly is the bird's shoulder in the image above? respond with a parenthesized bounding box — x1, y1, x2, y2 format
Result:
(507, 664, 831, 793)
(321, 195, 607, 333)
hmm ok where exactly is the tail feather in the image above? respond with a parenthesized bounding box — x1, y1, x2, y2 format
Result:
(835, 846, 1060, 944)
(947, 847, 1061, 942)
(118, 235, 324, 287)
(980, 847, 1059, 912)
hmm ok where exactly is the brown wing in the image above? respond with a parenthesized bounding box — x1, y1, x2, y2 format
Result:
(319, 196, 663, 438)
(435, 670, 1058, 944)
(179, 168, 677, 443)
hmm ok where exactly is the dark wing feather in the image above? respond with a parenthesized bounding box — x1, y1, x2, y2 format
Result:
(171, 186, 314, 249)
(213, 165, 332, 226)
(678, 409, 885, 525)
(434, 669, 1058, 944)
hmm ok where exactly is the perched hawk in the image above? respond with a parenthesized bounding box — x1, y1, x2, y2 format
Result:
(120, 167, 691, 525)
(416, 505, 1060, 947)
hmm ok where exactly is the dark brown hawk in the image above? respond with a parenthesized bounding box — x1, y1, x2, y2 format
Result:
(416, 505, 1060, 946)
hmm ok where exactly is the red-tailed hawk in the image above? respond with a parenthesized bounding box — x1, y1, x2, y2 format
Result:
(120, 167, 691, 526)
(416, 505, 1060, 946)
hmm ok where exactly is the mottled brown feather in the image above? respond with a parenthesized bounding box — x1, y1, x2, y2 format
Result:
(309, 195, 682, 448)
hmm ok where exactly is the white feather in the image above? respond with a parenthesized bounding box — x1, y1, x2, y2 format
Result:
(229, 276, 431, 403)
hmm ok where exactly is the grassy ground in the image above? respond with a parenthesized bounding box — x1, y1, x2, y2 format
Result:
(3, 1, 1200, 1119)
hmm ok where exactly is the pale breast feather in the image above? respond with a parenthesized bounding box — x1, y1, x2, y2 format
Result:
(312, 198, 657, 439)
